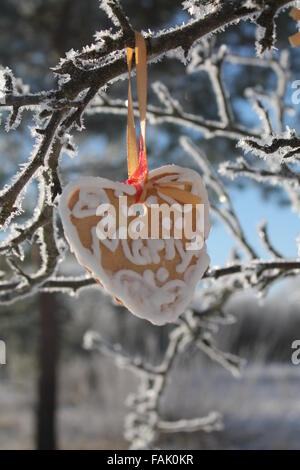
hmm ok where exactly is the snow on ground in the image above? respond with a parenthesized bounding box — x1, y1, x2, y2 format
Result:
(0, 358, 300, 449)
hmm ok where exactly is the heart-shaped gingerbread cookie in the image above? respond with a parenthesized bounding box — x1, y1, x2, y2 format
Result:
(59, 164, 210, 325)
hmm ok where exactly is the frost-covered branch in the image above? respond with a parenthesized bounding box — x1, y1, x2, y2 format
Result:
(181, 136, 258, 258)
(0, 208, 60, 304)
(89, 89, 258, 140)
(100, 0, 134, 38)
(83, 308, 236, 448)
(158, 412, 223, 434)
(258, 220, 283, 258)
(219, 156, 300, 186)
(242, 135, 300, 161)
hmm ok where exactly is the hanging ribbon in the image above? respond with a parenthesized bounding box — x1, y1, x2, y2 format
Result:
(126, 32, 147, 179)
(125, 32, 202, 206)
(126, 31, 148, 197)
(289, 8, 300, 47)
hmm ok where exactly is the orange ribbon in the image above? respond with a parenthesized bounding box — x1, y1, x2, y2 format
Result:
(126, 32, 147, 179)
(125, 33, 201, 206)
(289, 8, 300, 47)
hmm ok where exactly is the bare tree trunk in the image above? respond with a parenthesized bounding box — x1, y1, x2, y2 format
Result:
(36, 292, 59, 450)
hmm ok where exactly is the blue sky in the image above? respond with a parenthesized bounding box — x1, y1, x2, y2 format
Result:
(208, 185, 299, 266)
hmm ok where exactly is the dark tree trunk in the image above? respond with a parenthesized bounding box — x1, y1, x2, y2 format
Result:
(36, 292, 59, 450)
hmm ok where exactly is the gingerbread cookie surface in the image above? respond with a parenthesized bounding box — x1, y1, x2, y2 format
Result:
(59, 164, 210, 325)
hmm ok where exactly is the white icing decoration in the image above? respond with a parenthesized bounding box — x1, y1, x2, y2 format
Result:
(99, 231, 119, 252)
(73, 187, 109, 218)
(174, 239, 194, 274)
(164, 239, 175, 260)
(156, 190, 176, 206)
(143, 269, 155, 285)
(156, 267, 169, 283)
(59, 165, 211, 325)
(147, 239, 165, 264)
